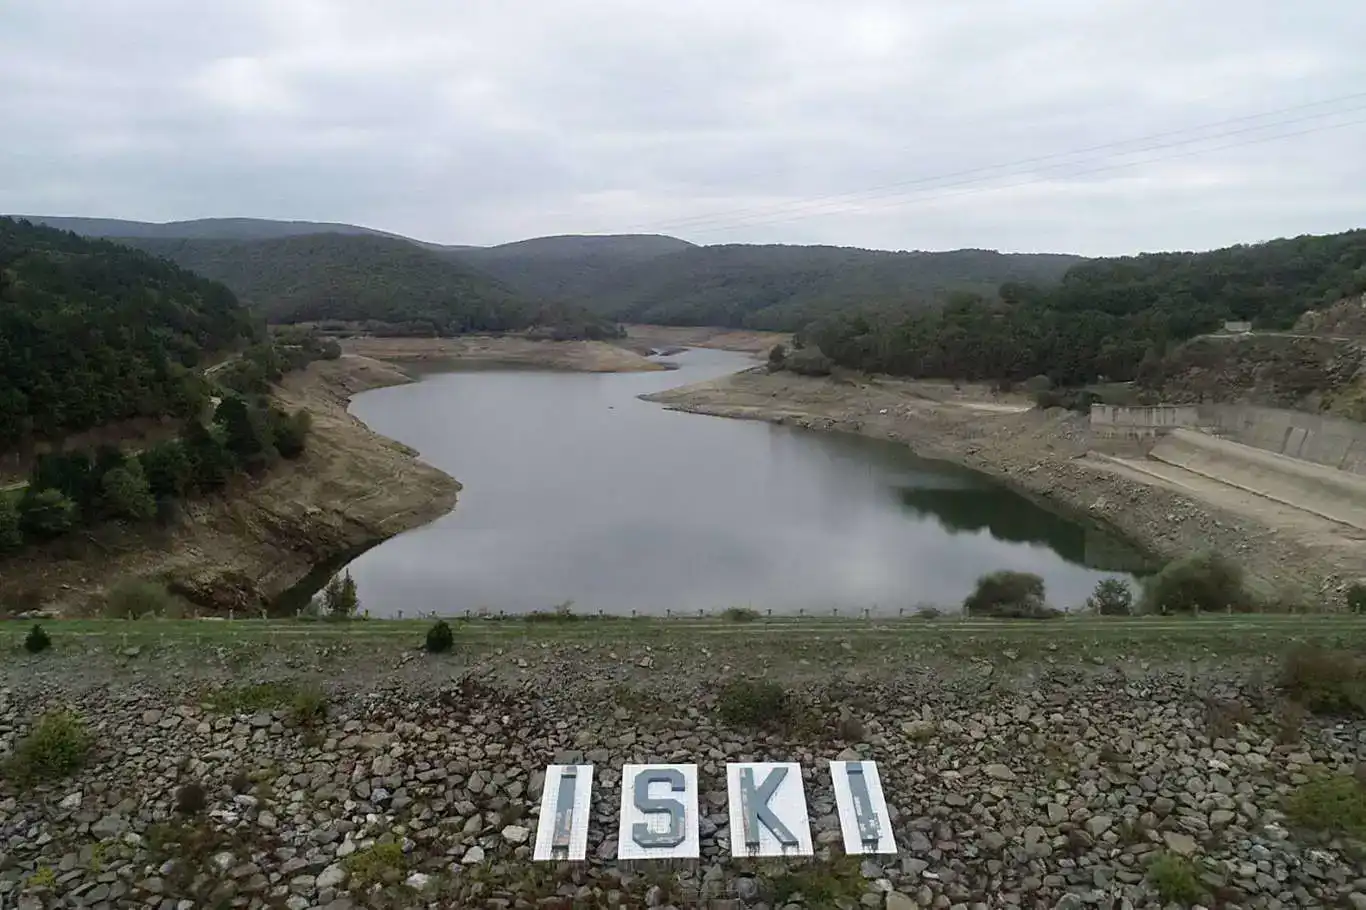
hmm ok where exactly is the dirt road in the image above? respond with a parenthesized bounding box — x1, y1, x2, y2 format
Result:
(644, 368, 1366, 607)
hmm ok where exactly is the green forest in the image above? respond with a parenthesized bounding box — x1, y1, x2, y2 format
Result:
(122, 234, 623, 339)
(0, 218, 258, 449)
(801, 229, 1366, 386)
(455, 241, 1083, 332)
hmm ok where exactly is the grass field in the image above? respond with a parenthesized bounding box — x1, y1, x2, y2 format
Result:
(6, 613, 1366, 664)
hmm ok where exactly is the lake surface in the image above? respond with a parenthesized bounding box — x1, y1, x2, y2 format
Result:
(337, 348, 1145, 616)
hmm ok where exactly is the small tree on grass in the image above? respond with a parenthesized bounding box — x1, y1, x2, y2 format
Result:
(1140, 552, 1247, 615)
(24, 624, 51, 654)
(1087, 578, 1133, 616)
(964, 570, 1051, 618)
(322, 571, 360, 619)
(425, 620, 454, 653)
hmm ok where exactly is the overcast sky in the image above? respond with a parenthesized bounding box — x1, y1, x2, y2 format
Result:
(3, 0, 1364, 256)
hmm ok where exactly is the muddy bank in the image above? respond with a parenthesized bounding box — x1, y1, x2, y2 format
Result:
(621, 324, 790, 355)
(343, 335, 665, 372)
(0, 355, 460, 615)
(644, 369, 1366, 607)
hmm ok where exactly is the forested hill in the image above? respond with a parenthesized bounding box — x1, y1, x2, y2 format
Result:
(805, 228, 1366, 387)
(452, 242, 1083, 331)
(0, 217, 257, 449)
(16, 215, 408, 243)
(123, 234, 539, 335)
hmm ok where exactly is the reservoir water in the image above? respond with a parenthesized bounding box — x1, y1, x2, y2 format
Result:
(337, 348, 1144, 616)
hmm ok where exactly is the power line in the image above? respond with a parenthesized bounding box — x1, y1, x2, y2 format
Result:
(679, 112, 1366, 237)
(608, 91, 1366, 235)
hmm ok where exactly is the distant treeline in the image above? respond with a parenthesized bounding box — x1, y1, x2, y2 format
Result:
(801, 229, 1366, 385)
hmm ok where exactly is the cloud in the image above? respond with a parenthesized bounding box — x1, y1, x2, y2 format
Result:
(2, 0, 1363, 254)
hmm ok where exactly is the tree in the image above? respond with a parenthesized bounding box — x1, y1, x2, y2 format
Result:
(269, 408, 312, 460)
(767, 343, 787, 371)
(139, 441, 192, 499)
(215, 396, 276, 471)
(1086, 578, 1133, 616)
(0, 495, 22, 553)
(99, 458, 157, 522)
(181, 419, 234, 492)
(321, 570, 360, 619)
(963, 570, 1050, 618)
(18, 488, 77, 540)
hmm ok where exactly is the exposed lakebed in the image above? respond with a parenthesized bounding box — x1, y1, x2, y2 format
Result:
(333, 348, 1143, 616)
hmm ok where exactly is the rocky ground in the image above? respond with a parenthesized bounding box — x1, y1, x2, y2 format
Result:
(1, 621, 1364, 910)
(643, 369, 1366, 609)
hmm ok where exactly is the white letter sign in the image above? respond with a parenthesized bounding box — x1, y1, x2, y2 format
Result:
(829, 760, 897, 854)
(533, 765, 595, 861)
(726, 762, 813, 857)
(617, 764, 700, 860)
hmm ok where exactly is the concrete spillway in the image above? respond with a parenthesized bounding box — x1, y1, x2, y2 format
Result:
(1148, 429, 1366, 532)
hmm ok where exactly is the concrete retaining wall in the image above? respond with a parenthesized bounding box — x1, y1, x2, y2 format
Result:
(1149, 429, 1366, 530)
(1090, 405, 1200, 443)
(1196, 405, 1366, 476)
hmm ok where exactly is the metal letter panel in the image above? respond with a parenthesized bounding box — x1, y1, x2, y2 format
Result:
(829, 760, 897, 854)
(617, 763, 700, 860)
(725, 762, 813, 857)
(532, 765, 594, 861)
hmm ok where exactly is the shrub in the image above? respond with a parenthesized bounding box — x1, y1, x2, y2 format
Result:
(1280, 645, 1366, 716)
(767, 343, 787, 371)
(290, 685, 328, 727)
(716, 679, 794, 730)
(784, 347, 833, 377)
(1283, 774, 1366, 840)
(24, 624, 51, 654)
(343, 841, 406, 889)
(1086, 578, 1133, 616)
(963, 570, 1049, 618)
(5, 709, 93, 784)
(1146, 853, 1205, 906)
(722, 607, 760, 623)
(0, 494, 22, 553)
(426, 619, 454, 653)
(99, 458, 157, 522)
(1139, 552, 1248, 614)
(175, 782, 208, 816)
(526, 601, 578, 622)
(18, 488, 77, 540)
(104, 579, 176, 619)
(1348, 582, 1366, 614)
(321, 571, 359, 620)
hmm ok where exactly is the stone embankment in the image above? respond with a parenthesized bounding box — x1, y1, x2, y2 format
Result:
(1, 634, 1363, 910)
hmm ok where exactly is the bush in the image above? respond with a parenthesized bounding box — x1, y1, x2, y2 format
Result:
(722, 607, 760, 623)
(1283, 774, 1366, 840)
(104, 579, 176, 619)
(1139, 552, 1248, 614)
(1146, 852, 1205, 906)
(99, 458, 157, 522)
(18, 488, 77, 540)
(425, 620, 454, 653)
(24, 624, 51, 654)
(1280, 645, 1366, 716)
(964, 570, 1050, 618)
(767, 343, 787, 371)
(1086, 578, 1133, 616)
(716, 679, 795, 729)
(321, 571, 359, 619)
(1347, 582, 1366, 614)
(175, 782, 208, 816)
(784, 347, 834, 377)
(4, 709, 93, 784)
(0, 494, 22, 553)
(290, 685, 328, 727)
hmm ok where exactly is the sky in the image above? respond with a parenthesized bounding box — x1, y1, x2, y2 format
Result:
(3, 0, 1365, 256)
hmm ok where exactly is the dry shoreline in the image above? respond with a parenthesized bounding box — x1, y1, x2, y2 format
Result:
(342, 335, 666, 372)
(643, 368, 1366, 607)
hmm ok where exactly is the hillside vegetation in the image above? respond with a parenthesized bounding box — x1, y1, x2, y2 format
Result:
(805, 228, 1366, 387)
(14, 215, 408, 243)
(455, 242, 1082, 331)
(0, 218, 257, 450)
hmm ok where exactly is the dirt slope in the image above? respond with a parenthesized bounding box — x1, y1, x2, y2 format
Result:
(342, 335, 665, 372)
(0, 355, 460, 615)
